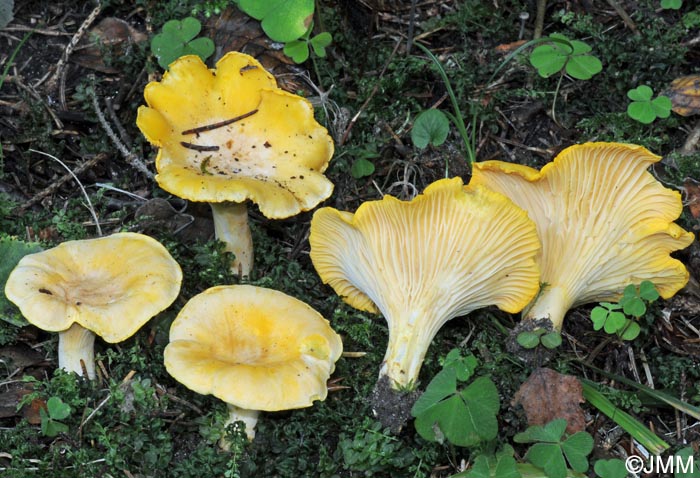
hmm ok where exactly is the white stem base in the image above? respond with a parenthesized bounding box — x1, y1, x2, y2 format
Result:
(523, 285, 571, 331)
(220, 404, 260, 448)
(58, 323, 96, 379)
(211, 202, 253, 277)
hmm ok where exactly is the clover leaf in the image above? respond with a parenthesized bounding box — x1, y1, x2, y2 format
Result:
(626, 86, 672, 124)
(238, 0, 314, 43)
(463, 446, 521, 478)
(151, 17, 215, 70)
(40, 397, 71, 437)
(283, 30, 332, 63)
(660, 0, 683, 10)
(412, 109, 451, 149)
(412, 351, 499, 447)
(0, 236, 42, 326)
(517, 329, 562, 350)
(593, 459, 628, 478)
(674, 447, 700, 478)
(529, 34, 602, 80)
(515, 419, 593, 478)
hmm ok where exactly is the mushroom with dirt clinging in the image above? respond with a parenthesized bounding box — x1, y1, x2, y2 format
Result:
(4, 232, 183, 379)
(136, 52, 335, 277)
(470, 142, 695, 335)
(309, 177, 541, 394)
(163, 284, 343, 442)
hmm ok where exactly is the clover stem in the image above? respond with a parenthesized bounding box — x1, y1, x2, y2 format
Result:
(58, 323, 96, 379)
(210, 202, 254, 277)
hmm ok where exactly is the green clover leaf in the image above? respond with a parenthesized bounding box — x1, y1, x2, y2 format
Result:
(412, 109, 451, 149)
(515, 419, 593, 478)
(627, 86, 672, 124)
(151, 17, 215, 69)
(238, 0, 314, 43)
(0, 236, 43, 326)
(309, 32, 332, 57)
(593, 459, 628, 478)
(464, 446, 521, 478)
(660, 0, 683, 10)
(283, 40, 310, 63)
(350, 158, 375, 179)
(529, 34, 602, 80)
(412, 352, 499, 447)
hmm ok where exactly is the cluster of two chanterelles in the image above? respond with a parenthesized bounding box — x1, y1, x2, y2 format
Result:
(6, 52, 694, 443)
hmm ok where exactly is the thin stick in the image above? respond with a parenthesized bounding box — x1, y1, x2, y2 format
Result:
(181, 109, 258, 135)
(18, 152, 107, 212)
(89, 88, 153, 179)
(180, 142, 219, 152)
(28, 149, 103, 236)
(45, 2, 102, 93)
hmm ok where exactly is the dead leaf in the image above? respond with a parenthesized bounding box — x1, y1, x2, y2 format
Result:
(512, 367, 586, 434)
(665, 75, 700, 117)
(684, 178, 700, 218)
(494, 39, 527, 54)
(134, 198, 194, 235)
(72, 17, 147, 74)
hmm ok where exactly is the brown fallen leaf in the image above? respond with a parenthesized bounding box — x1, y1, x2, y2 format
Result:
(665, 75, 700, 117)
(512, 367, 586, 434)
(72, 17, 148, 74)
(684, 178, 700, 219)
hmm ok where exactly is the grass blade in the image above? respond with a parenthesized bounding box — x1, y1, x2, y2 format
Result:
(581, 380, 669, 455)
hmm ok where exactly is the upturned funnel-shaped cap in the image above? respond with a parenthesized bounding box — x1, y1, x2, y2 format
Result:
(309, 177, 540, 389)
(471, 142, 695, 330)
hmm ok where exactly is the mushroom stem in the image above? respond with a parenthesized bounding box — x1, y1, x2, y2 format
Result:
(221, 404, 260, 446)
(523, 285, 572, 331)
(378, 310, 442, 390)
(210, 202, 254, 277)
(58, 323, 96, 379)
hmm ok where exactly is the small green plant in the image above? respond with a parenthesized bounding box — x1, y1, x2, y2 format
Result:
(593, 458, 627, 478)
(661, 0, 683, 9)
(590, 281, 659, 340)
(40, 396, 71, 437)
(626, 86, 672, 124)
(675, 447, 700, 478)
(411, 349, 499, 447)
(237, 0, 331, 65)
(237, 0, 313, 42)
(514, 419, 593, 478)
(337, 418, 418, 474)
(529, 34, 602, 123)
(529, 34, 602, 80)
(0, 235, 42, 326)
(516, 328, 562, 350)
(191, 0, 235, 18)
(411, 109, 451, 149)
(284, 25, 332, 64)
(151, 17, 215, 70)
(459, 445, 521, 478)
(0, 0, 13, 30)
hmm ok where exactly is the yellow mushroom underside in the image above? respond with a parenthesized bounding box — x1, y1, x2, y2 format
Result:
(136, 52, 334, 219)
(164, 285, 342, 411)
(309, 177, 540, 388)
(471, 142, 695, 325)
(5, 233, 183, 342)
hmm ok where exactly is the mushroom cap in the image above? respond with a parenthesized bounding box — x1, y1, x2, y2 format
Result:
(309, 176, 541, 321)
(471, 142, 695, 307)
(164, 285, 343, 411)
(136, 52, 335, 219)
(4, 232, 183, 342)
